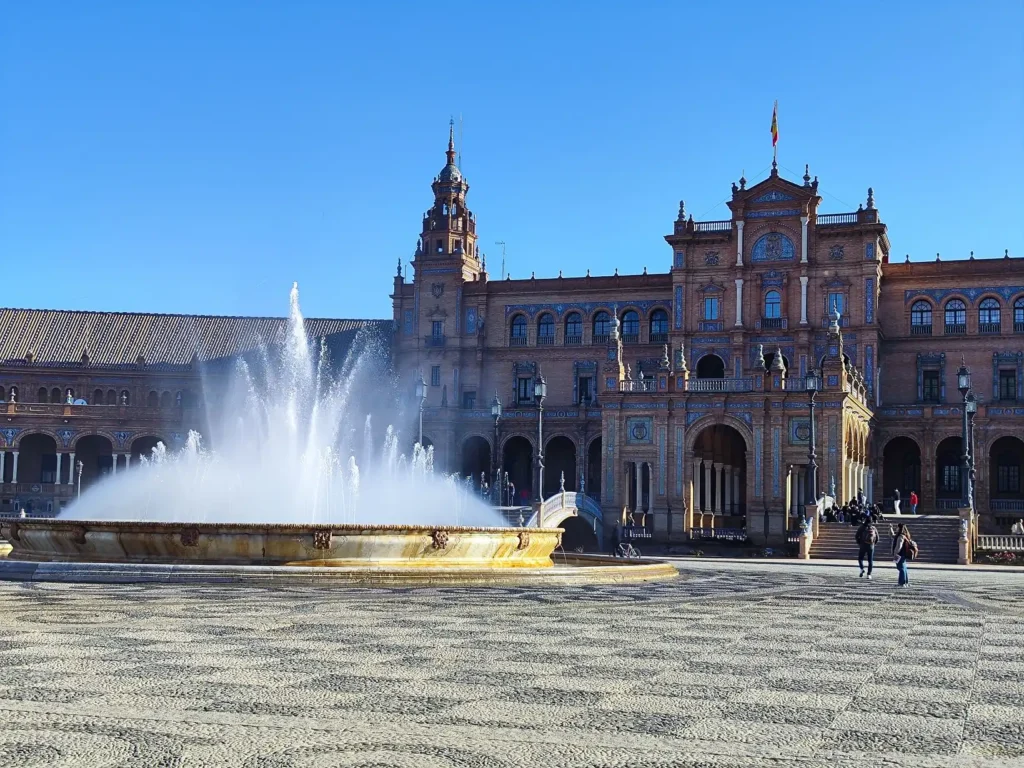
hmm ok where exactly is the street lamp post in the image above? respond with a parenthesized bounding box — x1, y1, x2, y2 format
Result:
(534, 371, 547, 514)
(805, 368, 821, 514)
(490, 392, 502, 503)
(957, 360, 973, 509)
(415, 373, 427, 448)
(966, 392, 978, 508)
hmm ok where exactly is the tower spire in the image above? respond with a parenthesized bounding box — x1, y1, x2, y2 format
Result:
(447, 118, 456, 165)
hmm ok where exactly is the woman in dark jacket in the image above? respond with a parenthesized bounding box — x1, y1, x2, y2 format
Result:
(891, 523, 912, 587)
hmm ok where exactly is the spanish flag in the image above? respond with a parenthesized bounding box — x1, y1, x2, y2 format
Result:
(771, 101, 779, 148)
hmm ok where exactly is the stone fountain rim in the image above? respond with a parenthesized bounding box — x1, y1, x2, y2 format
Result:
(2, 519, 564, 534)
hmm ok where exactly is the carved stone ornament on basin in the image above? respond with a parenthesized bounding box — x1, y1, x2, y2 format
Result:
(0, 520, 565, 569)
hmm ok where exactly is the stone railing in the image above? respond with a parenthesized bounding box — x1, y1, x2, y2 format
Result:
(5, 403, 181, 419)
(689, 527, 747, 542)
(976, 535, 1024, 552)
(694, 220, 733, 233)
(619, 380, 658, 393)
(935, 499, 962, 511)
(816, 213, 858, 225)
(991, 499, 1024, 512)
(685, 378, 754, 393)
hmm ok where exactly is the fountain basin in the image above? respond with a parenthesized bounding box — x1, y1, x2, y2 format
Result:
(0, 519, 563, 568)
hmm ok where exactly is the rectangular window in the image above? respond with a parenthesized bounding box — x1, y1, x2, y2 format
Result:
(516, 376, 534, 404)
(431, 321, 443, 338)
(461, 391, 476, 409)
(703, 297, 719, 320)
(828, 292, 844, 316)
(577, 376, 593, 405)
(998, 464, 1021, 494)
(922, 370, 940, 402)
(999, 370, 1017, 401)
(430, 366, 441, 387)
(941, 464, 960, 493)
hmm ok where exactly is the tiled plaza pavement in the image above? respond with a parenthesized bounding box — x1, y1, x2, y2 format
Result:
(0, 562, 1022, 768)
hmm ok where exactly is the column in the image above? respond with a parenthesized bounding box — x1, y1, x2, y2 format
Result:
(733, 468, 741, 514)
(799, 468, 806, 508)
(693, 460, 701, 512)
(634, 461, 642, 514)
(800, 216, 809, 264)
(704, 460, 713, 512)
(126, 454, 131, 469)
(724, 465, 732, 515)
(67, 452, 75, 485)
(715, 464, 725, 514)
(12, 451, 18, 483)
(735, 221, 745, 266)
(800, 276, 809, 325)
(112, 455, 117, 476)
(788, 468, 796, 516)
(734, 278, 744, 327)
(645, 462, 652, 513)
(867, 469, 874, 503)
(56, 453, 63, 485)
(0, 452, 5, 483)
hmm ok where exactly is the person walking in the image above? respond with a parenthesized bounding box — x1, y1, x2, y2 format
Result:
(1012, 519, 1024, 535)
(856, 517, 878, 579)
(891, 523, 917, 587)
(892, 488, 901, 516)
(909, 490, 919, 515)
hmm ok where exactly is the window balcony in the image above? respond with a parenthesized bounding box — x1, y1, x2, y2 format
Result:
(979, 322, 1001, 335)
(1015, 320, 1024, 333)
(910, 324, 932, 336)
(649, 332, 668, 344)
(944, 323, 967, 335)
(619, 380, 657, 392)
(621, 333, 639, 345)
(760, 317, 787, 330)
(537, 335, 555, 346)
(564, 334, 583, 346)
(509, 336, 528, 347)
(424, 335, 446, 347)
(592, 334, 609, 345)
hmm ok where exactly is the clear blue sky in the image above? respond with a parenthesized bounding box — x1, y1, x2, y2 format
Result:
(2, 2, 1022, 320)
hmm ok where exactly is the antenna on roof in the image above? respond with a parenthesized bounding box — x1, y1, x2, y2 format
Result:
(495, 241, 506, 280)
(458, 113, 463, 169)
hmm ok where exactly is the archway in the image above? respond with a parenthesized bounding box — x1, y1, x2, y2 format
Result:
(18, 434, 58, 484)
(544, 436, 576, 496)
(935, 436, 963, 505)
(989, 436, 1024, 510)
(559, 516, 599, 552)
(75, 435, 114, 489)
(587, 437, 602, 500)
(460, 436, 491, 490)
(882, 437, 921, 501)
(691, 424, 746, 517)
(131, 435, 165, 464)
(696, 354, 725, 379)
(502, 436, 533, 505)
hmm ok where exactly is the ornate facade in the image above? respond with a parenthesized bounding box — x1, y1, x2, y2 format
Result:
(392, 135, 1024, 544)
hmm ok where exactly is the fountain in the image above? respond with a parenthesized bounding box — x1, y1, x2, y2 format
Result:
(0, 285, 675, 586)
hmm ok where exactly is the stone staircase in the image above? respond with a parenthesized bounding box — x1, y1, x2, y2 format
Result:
(811, 515, 960, 564)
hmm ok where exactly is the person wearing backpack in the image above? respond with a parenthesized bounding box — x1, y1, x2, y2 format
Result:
(855, 519, 878, 579)
(891, 523, 917, 587)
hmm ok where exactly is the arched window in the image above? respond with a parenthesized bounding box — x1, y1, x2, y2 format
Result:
(944, 299, 966, 333)
(509, 315, 528, 346)
(147, 391, 159, 408)
(160, 391, 172, 408)
(911, 300, 932, 334)
(592, 311, 611, 343)
(50, 387, 61, 404)
(764, 291, 782, 319)
(537, 313, 555, 345)
(93, 389, 103, 405)
(650, 309, 669, 342)
(696, 354, 726, 379)
(564, 312, 583, 345)
(621, 310, 639, 343)
(979, 298, 1001, 333)
(1015, 297, 1024, 331)
(106, 389, 117, 405)
(120, 390, 131, 406)
(37, 387, 48, 403)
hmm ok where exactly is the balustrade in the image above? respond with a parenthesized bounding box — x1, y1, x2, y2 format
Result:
(977, 535, 1024, 552)
(684, 378, 754, 393)
(564, 334, 583, 346)
(816, 213, 858, 225)
(619, 380, 657, 393)
(911, 324, 932, 336)
(693, 220, 733, 233)
(944, 323, 966, 335)
(979, 322, 1001, 335)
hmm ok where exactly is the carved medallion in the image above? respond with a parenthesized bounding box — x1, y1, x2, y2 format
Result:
(430, 282, 445, 298)
(765, 233, 784, 260)
(70, 526, 87, 546)
(703, 250, 720, 266)
(313, 530, 333, 550)
(431, 530, 449, 550)
(180, 527, 200, 547)
(829, 245, 845, 261)
(517, 531, 530, 550)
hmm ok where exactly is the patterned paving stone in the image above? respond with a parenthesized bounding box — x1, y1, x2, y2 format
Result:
(0, 561, 1021, 766)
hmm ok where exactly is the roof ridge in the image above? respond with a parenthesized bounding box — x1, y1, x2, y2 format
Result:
(0, 307, 388, 323)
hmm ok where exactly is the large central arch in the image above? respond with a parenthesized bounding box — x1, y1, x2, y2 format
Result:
(690, 423, 747, 518)
(544, 436, 576, 496)
(460, 436, 491, 489)
(882, 436, 921, 502)
(501, 436, 533, 505)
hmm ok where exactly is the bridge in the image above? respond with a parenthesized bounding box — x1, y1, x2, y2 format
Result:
(524, 491, 605, 548)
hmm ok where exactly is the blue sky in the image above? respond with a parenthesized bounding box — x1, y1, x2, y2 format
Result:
(2, 2, 1022, 320)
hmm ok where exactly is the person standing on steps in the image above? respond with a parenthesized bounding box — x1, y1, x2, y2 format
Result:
(892, 488, 901, 516)
(909, 490, 918, 515)
(856, 517, 878, 579)
(891, 523, 917, 587)
(1012, 519, 1024, 535)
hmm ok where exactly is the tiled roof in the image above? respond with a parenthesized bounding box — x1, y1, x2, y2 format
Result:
(0, 309, 391, 369)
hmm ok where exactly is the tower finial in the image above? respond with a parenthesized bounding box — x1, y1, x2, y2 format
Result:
(446, 118, 456, 165)
(803, 164, 811, 185)
(866, 187, 875, 209)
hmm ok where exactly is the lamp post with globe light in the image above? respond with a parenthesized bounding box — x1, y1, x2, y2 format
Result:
(805, 368, 821, 513)
(534, 372, 547, 517)
(415, 373, 427, 448)
(956, 360, 973, 510)
(490, 393, 502, 503)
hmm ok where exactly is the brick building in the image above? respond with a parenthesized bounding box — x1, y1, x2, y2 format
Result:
(392, 131, 1024, 545)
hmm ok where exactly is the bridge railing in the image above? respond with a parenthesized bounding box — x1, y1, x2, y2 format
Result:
(976, 535, 1024, 552)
